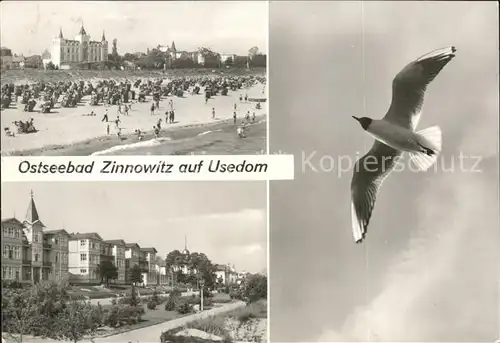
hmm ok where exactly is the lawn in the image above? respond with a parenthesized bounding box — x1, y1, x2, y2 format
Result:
(97, 292, 235, 337)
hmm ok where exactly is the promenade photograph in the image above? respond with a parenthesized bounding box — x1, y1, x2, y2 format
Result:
(0, 1, 268, 156)
(1, 181, 268, 343)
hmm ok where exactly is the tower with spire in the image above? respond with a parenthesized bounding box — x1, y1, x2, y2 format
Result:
(22, 190, 45, 283)
(182, 235, 190, 255)
(23, 190, 45, 243)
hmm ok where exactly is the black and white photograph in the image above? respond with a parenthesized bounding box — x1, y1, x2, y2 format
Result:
(0, 1, 268, 156)
(1, 182, 268, 343)
(270, 1, 499, 342)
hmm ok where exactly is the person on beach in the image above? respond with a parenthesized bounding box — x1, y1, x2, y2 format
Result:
(245, 94, 248, 101)
(234, 103, 237, 111)
(135, 129, 144, 141)
(239, 94, 243, 102)
(117, 103, 122, 115)
(115, 116, 121, 129)
(150, 103, 155, 116)
(245, 111, 250, 122)
(157, 118, 162, 130)
(154, 126, 160, 138)
(117, 127, 122, 138)
(169, 99, 174, 112)
(237, 126, 245, 138)
(212, 108, 216, 119)
(102, 108, 109, 122)
(233, 111, 237, 124)
(106, 124, 110, 135)
(169, 110, 175, 124)
(252, 112, 256, 122)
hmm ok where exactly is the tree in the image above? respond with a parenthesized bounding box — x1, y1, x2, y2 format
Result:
(2, 287, 40, 343)
(129, 284, 140, 307)
(112, 38, 118, 57)
(54, 299, 98, 343)
(248, 46, 259, 57)
(99, 260, 118, 287)
(242, 274, 267, 303)
(45, 61, 56, 70)
(130, 264, 143, 286)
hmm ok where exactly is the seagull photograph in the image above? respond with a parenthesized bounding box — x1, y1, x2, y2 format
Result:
(269, 2, 498, 342)
(351, 46, 457, 243)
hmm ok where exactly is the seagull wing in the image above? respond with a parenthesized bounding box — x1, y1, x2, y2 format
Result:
(351, 141, 402, 243)
(384, 46, 457, 130)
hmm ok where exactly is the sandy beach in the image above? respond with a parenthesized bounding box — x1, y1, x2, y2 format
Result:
(1, 71, 266, 155)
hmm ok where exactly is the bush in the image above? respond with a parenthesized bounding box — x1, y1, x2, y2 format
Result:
(176, 302, 192, 315)
(164, 296, 176, 311)
(147, 300, 157, 310)
(104, 305, 145, 327)
(111, 298, 117, 305)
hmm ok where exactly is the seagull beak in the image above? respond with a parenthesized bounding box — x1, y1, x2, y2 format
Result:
(352, 116, 360, 122)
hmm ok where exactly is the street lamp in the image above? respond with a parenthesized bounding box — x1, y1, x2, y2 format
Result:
(199, 278, 205, 311)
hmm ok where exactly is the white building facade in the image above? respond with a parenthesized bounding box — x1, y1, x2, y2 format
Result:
(50, 25, 108, 68)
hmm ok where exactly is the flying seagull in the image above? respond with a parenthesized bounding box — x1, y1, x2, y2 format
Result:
(350, 46, 457, 244)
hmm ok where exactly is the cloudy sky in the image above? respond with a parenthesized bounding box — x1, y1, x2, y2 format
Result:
(270, 1, 499, 342)
(0, 1, 267, 56)
(1, 182, 267, 273)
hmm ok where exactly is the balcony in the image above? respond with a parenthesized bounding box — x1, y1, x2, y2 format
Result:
(43, 261, 52, 267)
(43, 242, 52, 249)
(22, 258, 31, 265)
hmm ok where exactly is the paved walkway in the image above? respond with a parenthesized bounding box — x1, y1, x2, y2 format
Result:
(97, 301, 245, 342)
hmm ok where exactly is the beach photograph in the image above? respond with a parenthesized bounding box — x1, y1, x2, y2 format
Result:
(269, 1, 498, 343)
(0, 1, 268, 156)
(1, 181, 268, 343)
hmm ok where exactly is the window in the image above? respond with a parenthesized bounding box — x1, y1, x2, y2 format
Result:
(80, 269, 87, 274)
(34, 251, 39, 262)
(14, 246, 20, 259)
(91, 242, 95, 249)
(55, 253, 59, 263)
(55, 237, 59, 245)
(80, 253, 87, 261)
(67, 48, 70, 53)
(15, 268, 20, 280)
(80, 240, 87, 247)
(3, 245, 9, 258)
(14, 229, 20, 239)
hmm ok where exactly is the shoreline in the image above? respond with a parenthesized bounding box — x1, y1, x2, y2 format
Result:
(3, 114, 267, 156)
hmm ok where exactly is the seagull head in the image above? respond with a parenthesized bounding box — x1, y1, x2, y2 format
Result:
(352, 116, 373, 131)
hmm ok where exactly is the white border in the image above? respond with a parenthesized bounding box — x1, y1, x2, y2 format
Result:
(265, 1, 271, 342)
(1, 155, 294, 182)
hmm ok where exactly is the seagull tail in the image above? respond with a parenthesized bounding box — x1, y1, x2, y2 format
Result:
(409, 126, 442, 171)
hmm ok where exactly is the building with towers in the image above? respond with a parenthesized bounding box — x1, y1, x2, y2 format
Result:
(48, 24, 108, 68)
(1, 191, 70, 284)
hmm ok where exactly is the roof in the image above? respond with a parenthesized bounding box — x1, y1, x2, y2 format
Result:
(41, 50, 51, 59)
(70, 232, 103, 240)
(215, 264, 227, 272)
(25, 193, 45, 227)
(1, 218, 24, 226)
(125, 243, 141, 249)
(44, 229, 70, 237)
(141, 247, 157, 253)
(104, 239, 126, 246)
(79, 25, 87, 36)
